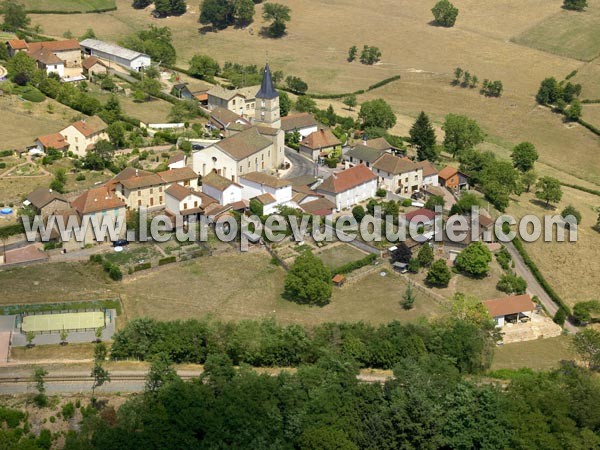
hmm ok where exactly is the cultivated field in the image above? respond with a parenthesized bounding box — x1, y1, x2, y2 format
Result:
(317, 243, 368, 270)
(506, 188, 600, 307)
(513, 3, 600, 62)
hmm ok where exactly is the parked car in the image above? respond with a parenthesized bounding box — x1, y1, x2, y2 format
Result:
(112, 239, 129, 247)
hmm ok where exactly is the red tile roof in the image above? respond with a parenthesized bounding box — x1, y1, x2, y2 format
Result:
(157, 167, 197, 183)
(438, 166, 460, 181)
(300, 129, 341, 150)
(69, 115, 108, 137)
(37, 132, 68, 150)
(82, 56, 107, 71)
(71, 186, 125, 215)
(165, 183, 198, 201)
(404, 208, 436, 223)
(317, 164, 377, 194)
(7, 39, 28, 50)
(414, 160, 439, 177)
(27, 39, 80, 53)
(483, 295, 535, 318)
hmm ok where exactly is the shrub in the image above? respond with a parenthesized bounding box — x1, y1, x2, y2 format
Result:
(0, 163, 6, 169)
(425, 259, 451, 286)
(62, 402, 75, 421)
(401, 199, 412, 207)
(20, 86, 45, 102)
(108, 266, 123, 281)
(496, 273, 527, 295)
(376, 188, 387, 198)
(89, 254, 103, 264)
(495, 246, 512, 271)
(331, 253, 377, 275)
(158, 256, 177, 266)
(553, 308, 567, 326)
(75, 173, 86, 181)
(134, 262, 152, 272)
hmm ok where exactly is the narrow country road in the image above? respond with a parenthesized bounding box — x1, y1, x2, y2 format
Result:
(283, 146, 316, 179)
(505, 242, 578, 333)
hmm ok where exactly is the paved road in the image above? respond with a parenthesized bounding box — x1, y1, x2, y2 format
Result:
(505, 242, 577, 333)
(283, 147, 317, 179)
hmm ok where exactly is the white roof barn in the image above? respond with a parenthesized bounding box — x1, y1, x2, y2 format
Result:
(80, 39, 151, 71)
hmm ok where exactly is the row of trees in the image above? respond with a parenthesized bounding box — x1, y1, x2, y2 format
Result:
(536, 76, 583, 120)
(452, 68, 503, 97)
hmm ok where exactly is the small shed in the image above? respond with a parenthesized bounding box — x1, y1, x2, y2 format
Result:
(332, 274, 346, 287)
(483, 294, 536, 328)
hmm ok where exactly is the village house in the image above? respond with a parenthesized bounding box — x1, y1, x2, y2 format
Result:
(207, 84, 259, 118)
(33, 133, 69, 154)
(7, 39, 81, 69)
(208, 107, 251, 135)
(167, 153, 187, 170)
(483, 294, 536, 328)
(299, 129, 342, 161)
(360, 136, 401, 154)
(60, 115, 109, 156)
(201, 171, 243, 206)
(239, 172, 292, 215)
(400, 207, 437, 239)
(280, 113, 318, 138)
(438, 166, 469, 191)
(371, 153, 423, 195)
(415, 160, 439, 187)
(344, 144, 387, 169)
(113, 167, 198, 210)
(82, 56, 108, 77)
(25, 188, 69, 217)
(80, 38, 151, 71)
(6, 39, 28, 57)
(165, 183, 216, 221)
(316, 164, 377, 211)
(70, 185, 127, 247)
(172, 82, 210, 104)
(29, 47, 65, 78)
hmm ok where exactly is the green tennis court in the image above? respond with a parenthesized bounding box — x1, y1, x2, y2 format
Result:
(22, 311, 105, 333)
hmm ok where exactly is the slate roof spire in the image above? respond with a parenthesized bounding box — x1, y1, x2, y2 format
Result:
(256, 63, 279, 99)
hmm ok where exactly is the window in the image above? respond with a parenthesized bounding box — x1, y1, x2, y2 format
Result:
(138, 200, 142, 207)
(184, 180, 190, 186)
(261, 154, 264, 161)
(268, 151, 270, 157)
(150, 188, 153, 194)
(159, 196, 163, 203)
(232, 99, 236, 106)
(194, 201, 198, 208)
(261, 100, 266, 108)
(239, 165, 243, 172)
(248, 161, 250, 167)
(138, 190, 141, 197)
(159, 186, 163, 192)
(183, 203, 188, 210)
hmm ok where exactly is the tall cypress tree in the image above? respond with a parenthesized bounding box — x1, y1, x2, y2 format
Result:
(409, 111, 437, 161)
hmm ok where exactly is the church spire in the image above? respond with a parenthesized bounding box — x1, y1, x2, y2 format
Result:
(256, 63, 278, 100)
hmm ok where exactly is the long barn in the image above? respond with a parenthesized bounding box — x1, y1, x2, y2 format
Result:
(79, 38, 151, 72)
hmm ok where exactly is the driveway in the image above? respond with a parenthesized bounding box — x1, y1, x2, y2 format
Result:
(505, 242, 577, 333)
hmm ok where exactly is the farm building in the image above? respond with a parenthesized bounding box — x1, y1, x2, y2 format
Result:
(80, 39, 151, 71)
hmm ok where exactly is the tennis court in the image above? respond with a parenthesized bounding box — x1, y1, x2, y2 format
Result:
(21, 311, 105, 333)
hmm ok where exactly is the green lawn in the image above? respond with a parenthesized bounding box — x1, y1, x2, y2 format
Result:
(19, 0, 116, 12)
(490, 335, 576, 371)
(317, 244, 368, 270)
(103, 245, 161, 267)
(513, 7, 600, 61)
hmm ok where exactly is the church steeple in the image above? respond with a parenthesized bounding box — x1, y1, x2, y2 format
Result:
(255, 63, 280, 129)
(256, 63, 279, 100)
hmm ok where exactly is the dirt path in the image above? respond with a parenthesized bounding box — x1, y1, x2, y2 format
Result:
(506, 242, 578, 334)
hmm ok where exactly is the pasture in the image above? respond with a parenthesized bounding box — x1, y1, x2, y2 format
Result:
(490, 335, 576, 371)
(316, 243, 368, 270)
(18, 0, 116, 13)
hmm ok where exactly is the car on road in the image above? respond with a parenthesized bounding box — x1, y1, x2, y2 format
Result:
(112, 239, 129, 247)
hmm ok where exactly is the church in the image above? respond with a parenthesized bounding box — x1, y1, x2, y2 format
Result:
(192, 64, 285, 182)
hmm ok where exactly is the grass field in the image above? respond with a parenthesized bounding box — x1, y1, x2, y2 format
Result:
(22, 311, 104, 332)
(513, 5, 600, 62)
(490, 335, 576, 371)
(582, 103, 600, 129)
(317, 244, 368, 270)
(87, 86, 173, 124)
(19, 0, 116, 12)
(506, 188, 600, 307)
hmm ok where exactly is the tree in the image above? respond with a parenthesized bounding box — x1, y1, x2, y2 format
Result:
(25, 331, 35, 348)
(431, 0, 459, 27)
(390, 242, 412, 264)
(60, 328, 69, 346)
(511, 142, 538, 173)
(6, 52, 36, 85)
(573, 328, 600, 369)
(360, 45, 381, 65)
(284, 251, 332, 306)
(347, 45, 358, 62)
(359, 99, 396, 129)
(449, 191, 481, 215)
(425, 259, 451, 287)
(132, 0, 153, 8)
(453, 67, 463, 84)
(199, 0, 233, 29)
(565, 99, 582, 121)
(32, 368, 48, 407)
(343, 94, 357, 111)
(352, 205, 365, 222)
(536, 77, 561, 105)
(285, 75, 308, 94)
(295, 95, 316, 113)
(154, 0, 187, 17)
(262, 3, 291, 38)
(91, 362, 110, 398)
(535, 176, 562, 207)
(572, 301, 600, 325)
(521, 170, 537, 193)
(425, 194, 445, 211)
(188, 54, 220, 80)
(145, 353, 178, 392)
(107, 122, 127, 148)
(402, 282, 416, 310)
(95, 327, 103, 343)
(279, 91, 292, 117)
(120, 25, 177, 66)
(233, 0, 255, 26)
(100, 75, 116, 91)
(563, 0, 588, 11)
(417, 243, 434, 267)
(409, 111, 437, 161)
(455, 241, 492, 278)
(496, 273, 527, 294)
(1, 0, 30, 31)
(50, 168, 67, 194)
(480, 160, 521, 212)
(442, 114, 484, 159)
(561, 204, 582, 227)
(79, 28, 97, 40)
